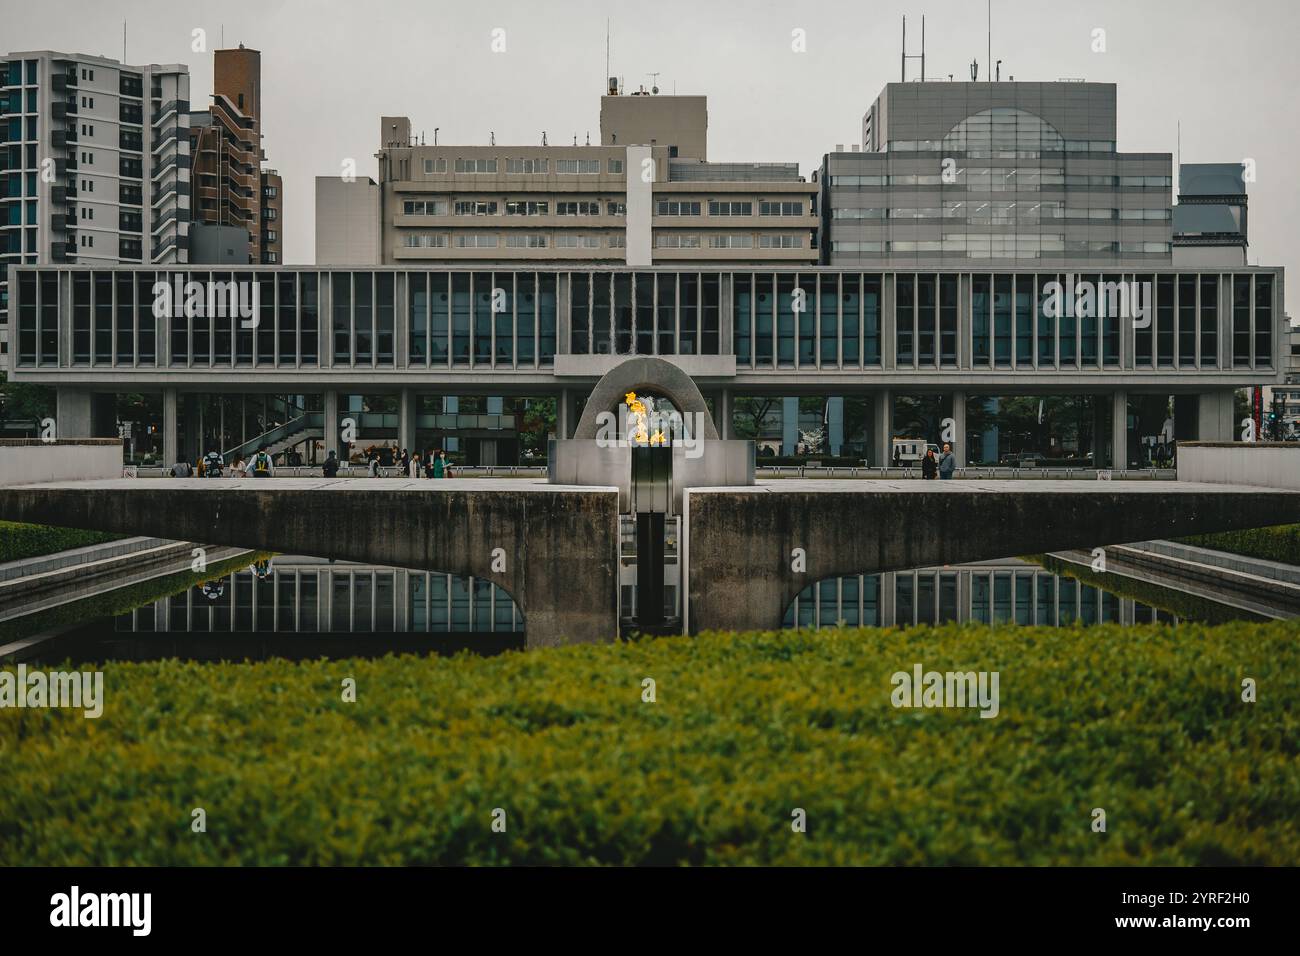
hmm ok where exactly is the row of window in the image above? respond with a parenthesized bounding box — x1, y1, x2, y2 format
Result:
(834, 203, 1171, 222)
(830, 172, 1172, 189)
(656, 200, 808, 217)
(731, 272, 1274, 371)
(11, 269, 1277, 373)
(422, 157, 626, 176)
(832, 238, 1172, 257)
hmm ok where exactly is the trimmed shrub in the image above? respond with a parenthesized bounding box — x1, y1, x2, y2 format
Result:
(0, 521, 124, 565)
(1177, 524, 1300, 567)
(2, 622, 1296, 865)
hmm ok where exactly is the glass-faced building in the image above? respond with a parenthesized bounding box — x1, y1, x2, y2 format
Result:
(7, 262, 1283, 469)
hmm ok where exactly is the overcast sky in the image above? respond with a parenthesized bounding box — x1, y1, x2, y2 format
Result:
(8, 0, 1299, 285)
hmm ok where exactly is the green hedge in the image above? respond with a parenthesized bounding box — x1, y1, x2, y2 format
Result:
(3, 622, 1297, 865)
(0, 521, 123, 564)
(1176, 524, 1300, 566)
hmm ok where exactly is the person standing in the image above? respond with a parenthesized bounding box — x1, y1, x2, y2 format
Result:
(921, 448, 938, 480)
(323, 450, 340, 478)
(409, 454, 421, 479)
(939, 443, 956, 480)
(432, 449, 446, 479)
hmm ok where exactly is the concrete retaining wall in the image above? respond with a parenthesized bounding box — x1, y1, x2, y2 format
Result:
(0, 439, 123, 485)
(1177, 442, 1300, 490)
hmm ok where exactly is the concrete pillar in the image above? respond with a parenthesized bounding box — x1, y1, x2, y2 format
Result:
(950, 390, 967, 467)
(182, 394, 201, 464)
(716, 389, 734, 440)
(398, 388, 417, 454)
(557, 389, 575, 440)
(782, 397, 799, 455)
(979, 397, 999, 465)
(55, 387, 92, 439)
(163, 388, 179, 466)
(323, 390, 340, 459)
(1197, 389, 1236, 443)
(1092, 395, 1111, 469)
(872, 389, 892, 467)
(444, 396, 459, 452)
(827, 396, 844, 455)
(1112, 390, 1129, 470)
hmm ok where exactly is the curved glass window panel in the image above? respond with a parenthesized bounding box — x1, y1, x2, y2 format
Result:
(942, 108, 1065, 153)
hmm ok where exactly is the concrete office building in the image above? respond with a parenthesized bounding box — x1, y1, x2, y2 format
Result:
(0, 50, 191, 369)
(317, 90, 819, 269)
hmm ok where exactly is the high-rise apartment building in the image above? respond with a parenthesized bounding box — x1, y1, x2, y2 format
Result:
(0, 50, 190, 368)
(260, 168, 282, 263)
(189, 45, 282, 264)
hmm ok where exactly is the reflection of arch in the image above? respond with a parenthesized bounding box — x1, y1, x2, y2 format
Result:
(942, 107, 1064, 152)
(573, 356, 719, 440)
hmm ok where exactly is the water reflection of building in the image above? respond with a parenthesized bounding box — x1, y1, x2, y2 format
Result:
(115, 556, 523, 633)
(784, 559, 1180, 629)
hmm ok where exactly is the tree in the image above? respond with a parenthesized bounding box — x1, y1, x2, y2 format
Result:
(0, 372, 54, 432)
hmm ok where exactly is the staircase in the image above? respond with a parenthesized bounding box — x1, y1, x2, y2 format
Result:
(224, 411, 323, 463)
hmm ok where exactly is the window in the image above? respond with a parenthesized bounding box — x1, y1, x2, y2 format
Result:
(423, 158, 447, 174)
(402, 234, 449, 248)
(708, 201, 752, 216)
(654, 234, 701, 249)
(504, 200, 549, 216)
(758, 200, 803, 216)
(402, 199, 448, 216)
(506, 158, 549, 174)
(708, 234, 754, 248)
(454, 158, 497, 173)
(833, 207, 884, 219)
(556, 159, 600, 174)
(608, 158, 624, 174)
(506, 234, 549, 248)
(606, 202, 626, 216)
(454, 234, 498, 248)
(454, 200, 497, 216)
(555, 234, 600, 248)
(556, 201, 600, 216)
(655, 200, 701, 216)
(759, 234, 802, 248)
(263, 185, 279, 198)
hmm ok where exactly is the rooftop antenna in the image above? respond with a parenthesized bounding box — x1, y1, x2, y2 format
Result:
(996, 59, 1002, 81)
(573, 133, 578, 145)
(122, 20, 127, 63)
(606, 19, 610, 93)
(434, 127, 439, 145)
(900, 15, 927, 82)
(988, 0, 992, 82)
(647, 71, 661, 94)
(542, 131, 547, 146)
(490, 131, 495, 145)
(585, 130, 591, 145)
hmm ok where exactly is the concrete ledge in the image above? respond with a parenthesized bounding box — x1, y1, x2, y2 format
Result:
(1177, 442, 1300, 490)
(0, 439, 123, 485)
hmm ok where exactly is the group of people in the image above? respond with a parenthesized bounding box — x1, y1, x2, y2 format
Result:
(920, 442, 957, 480)
(321, 447, 454, 479)
(189, 446, 274, 478)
